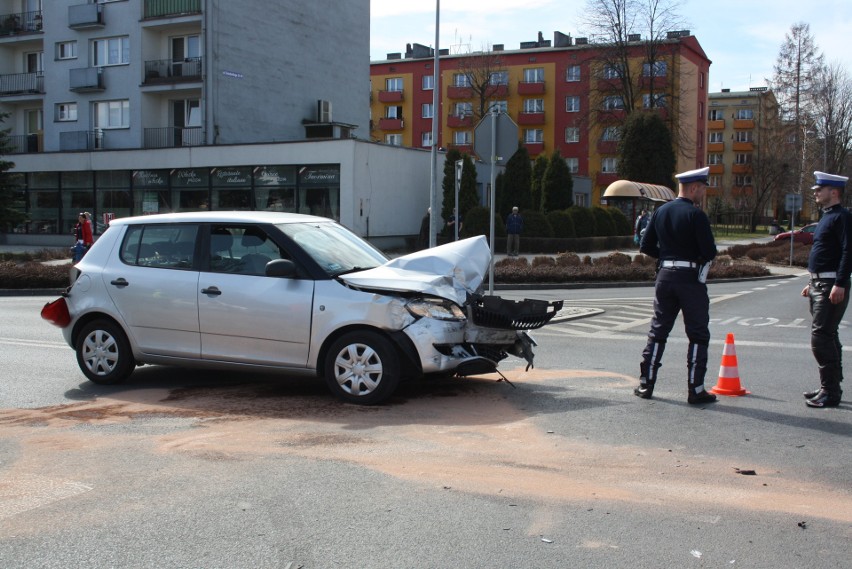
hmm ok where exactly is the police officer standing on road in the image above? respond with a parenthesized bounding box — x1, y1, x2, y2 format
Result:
(635, 167, 718, 404)
(801, 171, 851, 408)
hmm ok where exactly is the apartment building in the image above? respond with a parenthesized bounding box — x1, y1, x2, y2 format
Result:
(370, 31, 711, 207)
(1, 0, 432, 248)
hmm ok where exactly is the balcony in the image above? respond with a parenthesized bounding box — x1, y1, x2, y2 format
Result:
(377, 90, 403, 103)
(518, 112, 545, 125)
(6, 133, 42, 154)
(597, 140, 618, 154)
(144, 0, 202, 18)
(69, 67, 104, 92)
(708, 119, 725, 130)
(0, 72, 43, 96)
(733, 119, 755, 129)
(732, 141, 754, 151)
(0, 10, 42, 36)
(68, 3, 105, 29)
(60, 130, 104, 151)
(447, 113, 473, 128)
(523, 141, 544, 155)
(378, 117, 403, 130)
(144, 126, 203, 148)
(732, 163, 751, 174)
(450, 143, 472, 154)
(708, 164, 724, 174)
(707, 142, 724, 152)
(517, 81, 545, 95)
(144, 57, 202, 84)
(447, 85, 473, 99)
(484, 84, 509, 97)
(596, 172, 619, 186)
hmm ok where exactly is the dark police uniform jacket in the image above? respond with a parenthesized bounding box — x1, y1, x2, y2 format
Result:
(640, 197, 717, 265)
(808, 204, 852, 287)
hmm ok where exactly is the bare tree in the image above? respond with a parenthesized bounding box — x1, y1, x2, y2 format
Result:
(742, 121, 796, 231)
(811, 62, 852, 174)
(455, 48, 508, 122)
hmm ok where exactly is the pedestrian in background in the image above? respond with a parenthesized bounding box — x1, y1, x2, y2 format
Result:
(635, 167, 718, 405)
(634, 209, 649, 246)
(417, 207, 431, 250)
(447, 207, 463, 240)
(801, 171, 851, 408)
(506, 206, 523, 257)
(72, 212, 93, 263)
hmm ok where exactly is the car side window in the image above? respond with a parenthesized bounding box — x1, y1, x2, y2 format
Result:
(208, 225, 289, 276)
(121, 224, 198, 269)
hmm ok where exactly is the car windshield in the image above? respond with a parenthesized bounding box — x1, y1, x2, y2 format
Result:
(277, 221, 388, 276)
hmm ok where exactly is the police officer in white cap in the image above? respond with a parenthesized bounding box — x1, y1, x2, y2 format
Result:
(801, 170, 851, 408)
(635, 167, 718, 404)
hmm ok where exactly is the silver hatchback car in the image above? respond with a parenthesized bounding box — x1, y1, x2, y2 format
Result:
(42, 211, 560, 404)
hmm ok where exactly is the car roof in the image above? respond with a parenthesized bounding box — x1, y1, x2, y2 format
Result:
(106, 211, 334, 227)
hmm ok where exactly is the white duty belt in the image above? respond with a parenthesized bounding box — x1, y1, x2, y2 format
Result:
(661, 260, 697, 268)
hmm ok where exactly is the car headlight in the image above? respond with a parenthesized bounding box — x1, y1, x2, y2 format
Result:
(405, 298, 466, 321)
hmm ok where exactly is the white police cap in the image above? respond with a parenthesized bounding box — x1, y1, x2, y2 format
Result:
(811, 171, 848, 190)
(675, 166, 710, 185)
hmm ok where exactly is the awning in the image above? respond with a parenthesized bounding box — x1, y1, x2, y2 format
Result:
(602, 180, 676, 202)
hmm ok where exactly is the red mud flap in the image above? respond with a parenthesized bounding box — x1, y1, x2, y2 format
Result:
(41, 297, 71, 328)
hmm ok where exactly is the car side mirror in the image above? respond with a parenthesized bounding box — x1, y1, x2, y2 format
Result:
(265, 259, 297, 278)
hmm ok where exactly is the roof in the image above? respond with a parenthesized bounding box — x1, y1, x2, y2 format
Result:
(106, 211, 333, 227)
(602, 180, 676, 202)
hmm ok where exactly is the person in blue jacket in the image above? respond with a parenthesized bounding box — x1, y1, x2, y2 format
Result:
(506, 206, 523, 257)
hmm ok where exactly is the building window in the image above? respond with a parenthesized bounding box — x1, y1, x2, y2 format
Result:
(601, 126, 620, 141)
(642, 61, 667, 76)
(454, 131, 472, 145)
(93, 99, 129, 128)
(707, 153, 723, 165)
(386, 105, 402, 119)
(698, 101, 704, 119)
(603, 96, 624, 110)
(566, 65, 581, 82)
(523, 68, 544, 83)
(524, 129, 543, 143)
(735, 153, 752, 165)
(574, 191, 587, 206)
(601, 157, 618, 173)
(56, 41, 77, 60)
(735, 131, 754, 142)
(736, 108, 754, 120)
(642, 93, 666, 108)
(453, 102, 472, 117)
(698, 131, 704, 149)
(488, 100, 508, 113)
(56, 102, 77, 122)
(699, 72, 705, 89)
(602, 64, 622, 79)
(735, 175, 753, 186)
(385, 134, 401, 145)
(708, 175, 720, 187)
(453, 73, 470, 87)
(566, 96, 580, 112)
(565, 157, 579, 174)
(422, 75, 434, 90)
(565, 127, 580, 143)
(421, 103, 433, 118)
(385, 77, 403, 91)
(490, 71, 508, 85)
(709, 132, 723, 143)
(421, 131, 432, 147)
(708, 109, 723, 121)
(523, 98, 544, 113)
(93, 36, 130, 67)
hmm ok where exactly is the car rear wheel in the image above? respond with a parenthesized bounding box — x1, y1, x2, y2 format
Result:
(75, 320, 134, 385)
(324, 331, 400, 405)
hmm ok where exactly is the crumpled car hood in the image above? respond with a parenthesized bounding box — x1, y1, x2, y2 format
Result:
(340, 236, 490, 305)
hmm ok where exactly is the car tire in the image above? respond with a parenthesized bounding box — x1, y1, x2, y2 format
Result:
(324, 331, 400, 405)
(75, 319, 135, 385)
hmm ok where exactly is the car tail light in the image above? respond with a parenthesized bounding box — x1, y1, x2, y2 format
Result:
(41, 297, 71, 328)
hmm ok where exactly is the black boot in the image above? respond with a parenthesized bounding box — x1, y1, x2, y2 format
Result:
(803, 388, 822, 399)
(634, 382, 655, 399)
(805, 390, 841, 408)
(687, 343, 715, 404)
(636, 341, 665, 399)
(688, 389, 718, 404)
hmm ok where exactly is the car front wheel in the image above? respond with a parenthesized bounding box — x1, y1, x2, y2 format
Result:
(75, 319, 134, 385)
(324, 331, 400, 405)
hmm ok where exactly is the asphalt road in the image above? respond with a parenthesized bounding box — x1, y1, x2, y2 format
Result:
(1, 275, 850, 568)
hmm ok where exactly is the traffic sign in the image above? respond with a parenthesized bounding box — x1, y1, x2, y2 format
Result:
(473, 112, 518, 166)
(785, 193, 802, 212)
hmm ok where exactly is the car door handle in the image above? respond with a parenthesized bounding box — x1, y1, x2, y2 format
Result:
(201, 286, 222, 296)
(110, 278, 129, 287)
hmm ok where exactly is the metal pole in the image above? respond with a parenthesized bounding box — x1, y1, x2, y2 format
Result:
(454, 159, 462, 241)
(488, 109, 497, 294)
(428, 1, 440, 248)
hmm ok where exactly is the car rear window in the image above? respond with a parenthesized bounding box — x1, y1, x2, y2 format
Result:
(121, 224, 198, 269)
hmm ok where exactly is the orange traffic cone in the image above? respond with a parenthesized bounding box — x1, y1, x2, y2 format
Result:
(710, 333, 750, 396)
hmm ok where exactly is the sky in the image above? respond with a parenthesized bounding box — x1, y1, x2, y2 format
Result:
(370, 0, 852, 93)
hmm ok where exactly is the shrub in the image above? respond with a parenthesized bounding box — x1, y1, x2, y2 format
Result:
(546, 209, 575, 238)
(521, 210, 553, 238)
(594, 252, 632, 266)
(592, 207, 616, 237)
(462, 206, 506, 238)
(555, 252, 581, 266)
(608, 207, 632, 236)
(531, 255, 556, 268)
(568, 206, 596, 237)
(0, 261, 70, 289)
